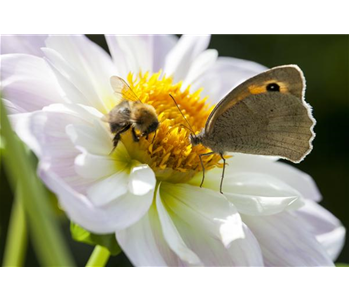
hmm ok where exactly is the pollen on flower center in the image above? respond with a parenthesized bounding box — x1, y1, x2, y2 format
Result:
(108, 72, 223, 183)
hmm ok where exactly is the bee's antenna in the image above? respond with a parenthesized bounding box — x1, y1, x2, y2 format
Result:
(169, 94, 196, 136)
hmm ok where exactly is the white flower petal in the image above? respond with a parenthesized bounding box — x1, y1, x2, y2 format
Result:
(43, 156, 97, 195)
(109, 35, 153, 74)
(104, 35, 129, 78)
(123, 183, 263, 271)
(87, 169, 129, 207)
(9, 112, 43, 155)
(39, 163, 154, 233)
(43, 102, 104, 121)
(45, 35, 117, 102)
(243, 212, 334, 266)
(106, 35, 178, 77)
(172, 214, 264, 267)
(66, 121, 112, 156)
(0, 35, 47, 56)
(74, 152, 117, 179)
(10, 103, 107, 195)
(161, 182, 245, 246)
(229, 155, 322, 202)
(226, 173, 303, 216)
(254, 160, 322, 202)
(43, 59, 91, 108)
(159, 182, 263, 266)
(10, 108, 79, 158)
(87, 163, 156, 208)
(128, 164, 156, 196)
(182, 49, 218, 88)
(1, 98, 27, 114)
(152, 35, 178, 73)
(156, 185, 202, 266)
(191, 56, 267, 104)
(116, 204, 185, 267)
(42, 47, 107, 112)
(163, 35, 211, 82)
(0, 54, 64, 113)
(108, 35, 152, 75)
(90, 182, 155, 231)
(296, 200, 346, 261)
(198, 169, 303, 216)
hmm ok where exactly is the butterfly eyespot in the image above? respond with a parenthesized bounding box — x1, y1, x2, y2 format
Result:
(266, 83, 280, 92)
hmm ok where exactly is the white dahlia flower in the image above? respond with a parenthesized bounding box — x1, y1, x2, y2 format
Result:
(0, 34, 345, 266)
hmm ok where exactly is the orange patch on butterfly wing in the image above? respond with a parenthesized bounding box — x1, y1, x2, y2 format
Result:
(248, 80, 290, 94)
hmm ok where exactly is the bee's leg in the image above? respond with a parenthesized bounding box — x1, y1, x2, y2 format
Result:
(131, 127, 140, 142)
(219, 153, 226, 194)
(198, 152, 215, 188)
(112, 133, 122, 148)
(110, 124, 131, 154)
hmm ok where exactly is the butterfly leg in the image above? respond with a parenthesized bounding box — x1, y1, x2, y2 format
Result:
(198, 152, 215, 188)
(219, 153, 226, 194)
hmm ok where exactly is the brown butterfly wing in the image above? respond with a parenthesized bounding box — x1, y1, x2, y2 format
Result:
(203, 65, 315, 162)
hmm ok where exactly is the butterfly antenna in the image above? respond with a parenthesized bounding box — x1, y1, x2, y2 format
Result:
(169, 94, 196, 136)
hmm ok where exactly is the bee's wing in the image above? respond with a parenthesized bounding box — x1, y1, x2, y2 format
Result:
(110, 76, 141, 102)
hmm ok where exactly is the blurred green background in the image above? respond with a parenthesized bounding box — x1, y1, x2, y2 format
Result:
(1, 35, 348, 266)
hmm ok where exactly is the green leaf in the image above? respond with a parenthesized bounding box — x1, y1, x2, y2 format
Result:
(70, 222, 122, 256)
(336, 263, 349, 272)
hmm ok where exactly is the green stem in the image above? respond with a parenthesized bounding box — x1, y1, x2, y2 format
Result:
(86, 246, 110, 267)
(2, 187, 27, 267)
(1, 98, 75, 266)
(85, 246, 110, 300)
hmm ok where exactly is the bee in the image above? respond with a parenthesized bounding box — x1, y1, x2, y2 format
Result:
(102, 76, 159, 152)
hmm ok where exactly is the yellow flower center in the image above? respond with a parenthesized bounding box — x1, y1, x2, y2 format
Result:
(109, 72, 223, 183)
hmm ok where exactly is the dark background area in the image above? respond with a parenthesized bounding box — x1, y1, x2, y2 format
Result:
(1, 35, 348, 266)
